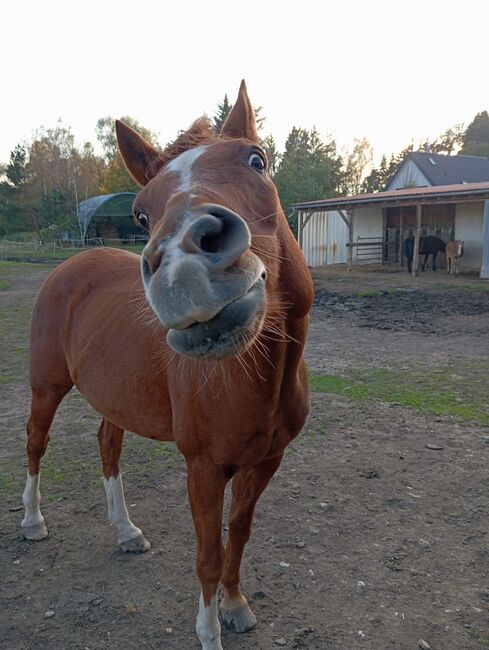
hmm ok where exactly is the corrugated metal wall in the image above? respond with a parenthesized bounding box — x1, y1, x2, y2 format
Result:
(481, 201, 489, 279)
(300, 211, 348, 267)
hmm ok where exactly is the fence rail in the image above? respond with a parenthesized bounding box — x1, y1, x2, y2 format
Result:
(0, 238, 147, 262)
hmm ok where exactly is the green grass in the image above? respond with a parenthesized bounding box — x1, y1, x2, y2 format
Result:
(0, 243, 145, 264)
(440, 282, 489, 293)
(353, 289, 384, 298)
(309, 361, 489, 425)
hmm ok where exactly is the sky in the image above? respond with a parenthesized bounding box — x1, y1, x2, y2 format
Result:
(1, 0, 488, 166)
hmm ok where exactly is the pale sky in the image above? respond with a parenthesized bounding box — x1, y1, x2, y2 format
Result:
(1, 0, 488, 166)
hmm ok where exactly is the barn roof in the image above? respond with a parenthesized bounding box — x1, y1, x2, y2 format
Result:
(293, 181, 489, 212)
(392, 152, 489, 187)
(78, 192, 136, 238)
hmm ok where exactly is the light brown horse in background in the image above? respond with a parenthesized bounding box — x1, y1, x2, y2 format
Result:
(21, 81, 313, 650)
(446, 239, 464, 274)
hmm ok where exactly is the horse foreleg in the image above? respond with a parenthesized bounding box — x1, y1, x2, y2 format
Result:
(186, 458, 227, 650)
(22, 384, 72, 540)
(97, 418, 150, 553)
(220, 454, 283, 633)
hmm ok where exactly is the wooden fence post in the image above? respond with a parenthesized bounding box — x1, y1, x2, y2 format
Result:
(412, 204, 422, 277)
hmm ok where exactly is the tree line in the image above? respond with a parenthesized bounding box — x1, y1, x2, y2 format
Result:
(1, 97, 488, 239)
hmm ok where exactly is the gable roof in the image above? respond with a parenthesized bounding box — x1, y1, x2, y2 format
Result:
(393, 152, 489, 187)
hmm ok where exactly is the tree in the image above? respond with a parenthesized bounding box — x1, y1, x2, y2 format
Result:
(0, 144, 30, 235)
(212, 94, 233, 133)
(0, 123, 107, 239)
(212, 95, 266, 134)
(97, 116, 160, 194)
(362, 144, 415, 193)
(460, 111, 489, 157)
(273, 126, 343, 232)
(428, 124, 465, 155)
(341, 138, 373, 195)
(261, 134, 279, 175)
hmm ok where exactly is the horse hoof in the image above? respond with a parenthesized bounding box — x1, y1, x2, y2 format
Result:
(219, 603, 257, 633)
(22, 521, 48, 541)
(119, 533, 151, 553)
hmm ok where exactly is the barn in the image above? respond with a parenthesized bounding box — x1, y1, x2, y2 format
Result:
(295, 153, 489, 279)
(77, 192, 146, 244)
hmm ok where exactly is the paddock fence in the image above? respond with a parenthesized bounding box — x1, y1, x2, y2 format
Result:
(0, 237, 147, 263)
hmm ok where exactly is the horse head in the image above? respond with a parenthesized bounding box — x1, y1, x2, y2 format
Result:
(116, 81, 312, 360)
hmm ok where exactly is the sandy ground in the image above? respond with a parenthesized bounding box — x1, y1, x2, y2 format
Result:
(1, 262, 489, 650)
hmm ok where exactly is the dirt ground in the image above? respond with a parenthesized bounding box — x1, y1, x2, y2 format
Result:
(1, 262, 489, 650)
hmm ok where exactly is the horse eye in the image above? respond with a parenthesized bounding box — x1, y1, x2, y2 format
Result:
(135, 212, 149, 230)
(248, 153, 265, 173)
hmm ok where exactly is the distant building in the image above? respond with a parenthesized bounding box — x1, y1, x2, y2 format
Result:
(386, 152, 489, 190)
(77, 193, 147, 244)
(295, 152, 489, 277)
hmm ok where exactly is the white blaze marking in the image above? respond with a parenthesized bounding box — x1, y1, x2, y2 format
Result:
(196, 592, 223, 650)
(167, 145, 208, 192)
(22, 473, 44, 527)
(103, 475, 142, 544)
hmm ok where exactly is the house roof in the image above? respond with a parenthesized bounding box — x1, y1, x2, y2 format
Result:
(293, 181, 489, 213)
(391, 152, 489, 187)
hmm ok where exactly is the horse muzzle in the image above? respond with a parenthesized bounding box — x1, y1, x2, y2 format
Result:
(141, 204, 266, 359)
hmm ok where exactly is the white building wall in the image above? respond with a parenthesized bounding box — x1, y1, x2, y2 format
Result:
(353, 207, 384, 263)
(386, 161, 431, 190)
(455, 202, 484, 270)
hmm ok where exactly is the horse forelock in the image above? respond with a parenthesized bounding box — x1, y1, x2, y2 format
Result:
(146, 116, 232, 179)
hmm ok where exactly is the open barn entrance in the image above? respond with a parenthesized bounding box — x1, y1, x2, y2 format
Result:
(384, 204, 455, 266)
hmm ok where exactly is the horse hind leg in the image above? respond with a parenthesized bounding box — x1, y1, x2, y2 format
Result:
(22, 384, 72, 540)
(97, 418, 150, 553)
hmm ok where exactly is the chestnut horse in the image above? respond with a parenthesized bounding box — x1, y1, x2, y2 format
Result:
(21, 81, 313, 650)
(446, 239, 464, 274)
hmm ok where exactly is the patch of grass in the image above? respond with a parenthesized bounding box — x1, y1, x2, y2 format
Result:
(309, 361, 489, 425)
(440, 282, 489, 293)
(0, 260, 47, 270)
(0, 280, 10, 290)
(0, 244, 145, 264)
(353, 289, 384, 298)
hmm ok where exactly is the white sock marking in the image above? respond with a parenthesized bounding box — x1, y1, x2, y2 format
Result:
(22, 473, 44, 528)
(196, 591, 223, 650)
(103, 475, 142, 544)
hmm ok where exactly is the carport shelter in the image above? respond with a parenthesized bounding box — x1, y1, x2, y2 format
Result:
(294, 182, 489, 278)
(78, 193, 142, 243)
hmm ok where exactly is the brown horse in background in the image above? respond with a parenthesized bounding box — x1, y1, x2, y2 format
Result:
(446, 239, 464, 274)
(21, 81, 313, 650)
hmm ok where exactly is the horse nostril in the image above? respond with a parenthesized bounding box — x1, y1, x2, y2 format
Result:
(200, 232, 222, 254)
(261, 271, 267, 281)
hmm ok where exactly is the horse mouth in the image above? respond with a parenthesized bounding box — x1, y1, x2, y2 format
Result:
(166, 277, 266, 359)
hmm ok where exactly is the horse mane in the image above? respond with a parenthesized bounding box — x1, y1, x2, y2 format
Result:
(147, 116, 219, 177)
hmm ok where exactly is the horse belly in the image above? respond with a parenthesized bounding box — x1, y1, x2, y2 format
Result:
(75, 371, 174, 440)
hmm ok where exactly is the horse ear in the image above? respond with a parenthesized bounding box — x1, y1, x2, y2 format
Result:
(221, 80, 259, 143)
(115, 120, 162, 187)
